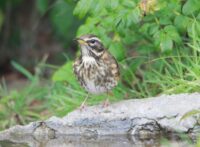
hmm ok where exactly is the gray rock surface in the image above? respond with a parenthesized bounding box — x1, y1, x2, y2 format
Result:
(0, 93, 200, 146)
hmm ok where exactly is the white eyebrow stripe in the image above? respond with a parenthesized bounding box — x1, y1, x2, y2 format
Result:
(84, 37, 101, 42)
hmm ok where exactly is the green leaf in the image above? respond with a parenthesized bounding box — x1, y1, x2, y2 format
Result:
(93, 0, 107, 13)
(36, 0, 48, 15)
(174, 15, 191, 33)
(73, 0, 93, 18)
(11, 61, 35, 81)
(187, 20, 200, 38)
(131, 7, 141, 24)
(121, 0, 136, 8)
(153, 30, 172, 52)
(52, 61, 79, 88)
(164, 25, 181, 43)
(180, 109, 200, 121)
(50, 0, 80, 44)
(182, 0, 200, 15)
(109, 42, 126, 61)
(159, 16, 172, 25)
(160, 38, 173, 52)
(52, 62, 72, 82)
(0, 10, 4, 31)
(160, 32, 173, 52)
(24, 111, 41, 119)
(197, 137, 200, 147)
(106, 0, 119, 11)
(149, 23, 159, 35)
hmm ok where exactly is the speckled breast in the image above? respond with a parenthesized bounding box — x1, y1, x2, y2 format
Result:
(73, 57, 118, 94)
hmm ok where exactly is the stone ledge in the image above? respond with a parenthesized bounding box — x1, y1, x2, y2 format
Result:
(0, 93, 200, 142)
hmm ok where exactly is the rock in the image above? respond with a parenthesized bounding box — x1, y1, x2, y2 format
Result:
(0, 93, 200, 144)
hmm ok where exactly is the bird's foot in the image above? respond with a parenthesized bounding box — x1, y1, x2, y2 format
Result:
(79, 94, 89, 111)
(79, 103, 87, 111)
(102, 99, 110, 108)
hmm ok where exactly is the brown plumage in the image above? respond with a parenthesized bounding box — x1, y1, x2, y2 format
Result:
(73, 34, 120, 94)
(73, 34, 120, 108)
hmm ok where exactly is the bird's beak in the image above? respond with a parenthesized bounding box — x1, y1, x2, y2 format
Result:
(74, 38, 87, 45)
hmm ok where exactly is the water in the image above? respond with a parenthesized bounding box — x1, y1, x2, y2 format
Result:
(0, 135, 194, 147)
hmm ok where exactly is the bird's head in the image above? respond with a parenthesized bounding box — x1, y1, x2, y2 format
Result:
(75, 34, 105, 58)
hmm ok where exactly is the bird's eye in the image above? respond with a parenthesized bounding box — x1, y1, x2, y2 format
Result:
(90, 39, 96, 44)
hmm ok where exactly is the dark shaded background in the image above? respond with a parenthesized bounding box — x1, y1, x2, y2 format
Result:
(0, 0, 81, 82)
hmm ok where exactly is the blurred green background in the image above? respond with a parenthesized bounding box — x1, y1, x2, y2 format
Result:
(0, 0, 200, 134)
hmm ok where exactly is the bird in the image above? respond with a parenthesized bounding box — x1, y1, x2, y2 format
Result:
(73, 34, 120, 109)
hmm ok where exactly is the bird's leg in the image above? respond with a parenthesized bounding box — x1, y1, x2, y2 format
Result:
(79, 93, 89, 111)
(102, 98, 110, 107)
(102, 92, 110, 107)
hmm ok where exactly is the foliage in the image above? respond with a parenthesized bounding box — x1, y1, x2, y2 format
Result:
(1, 0, 200, 131)
(48, 0, 82, 46)
(0, 0, 81, 63)
(35, 0, 82, 47)
(0, 10, 4, 31)
(0, 59, 50, 130)
(51, 0, 200, 99)
(48, 0, 200, 115)
(73, 0, 198, 57)
(180, 109, 200, 121)
(197, 137, 200, 147)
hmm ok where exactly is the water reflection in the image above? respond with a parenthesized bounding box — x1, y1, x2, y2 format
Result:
(0, 135, 193, 147)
